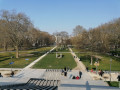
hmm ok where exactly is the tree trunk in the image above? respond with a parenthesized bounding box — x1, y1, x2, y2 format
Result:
(3, 39, 7, 51)
(15, 45, 19, 58)
(90, 56, 93, 65)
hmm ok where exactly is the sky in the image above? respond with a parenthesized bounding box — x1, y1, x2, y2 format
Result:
(0, 0, 120, 35)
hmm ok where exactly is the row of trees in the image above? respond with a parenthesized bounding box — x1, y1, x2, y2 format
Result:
(0, 10, 55, 58)
(71, 18, 120, 53)
(53, 31, 70, 47)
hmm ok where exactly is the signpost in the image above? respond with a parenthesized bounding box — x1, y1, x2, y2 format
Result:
(25, 59, 29, 65)
(9, 56, 14, 72)
(25, 59, 29, 60)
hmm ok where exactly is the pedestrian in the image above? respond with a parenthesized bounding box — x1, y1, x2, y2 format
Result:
(72, 76, 76, 79)
(86, 67, 89, 72)
(0, 73, 3, 77)
(74, 56, 75, 58)
(79, 71, 82, 78)
(117, 75, 120, 81)
(11, 71, 14, 77)
(64, 70, 67, 76)
(100, 70, 104, 77)
(64, 66, 66, 71)
(91, 69, 93, 73)
(67, 66, 69, 71)
(98, 69, 101, 75)
(117, 75, 120, 88)
(76, 76, 80, 80)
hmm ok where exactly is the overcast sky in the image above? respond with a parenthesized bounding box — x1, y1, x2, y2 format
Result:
(0, 0, 120, 34)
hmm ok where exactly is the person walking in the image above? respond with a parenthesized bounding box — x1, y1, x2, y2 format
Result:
(117, 75, 120, 81)
(79, 71, 82, 78)
(11, 71, 14, 77)
(100, 70, 104, 77)
(86, 67, 89, 72)
(64, 70, 67, 76)
(117, 75, 120, 88)
(64, 66, 66, 71)
(0, 73, 3, 77)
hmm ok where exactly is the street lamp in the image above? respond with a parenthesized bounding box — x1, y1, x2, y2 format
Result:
(10, 56, 14, 72)
(110, 59, 112, 81)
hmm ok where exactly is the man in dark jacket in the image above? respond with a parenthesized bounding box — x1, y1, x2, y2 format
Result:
(0, 73, 3, 77)
(79, 71, 82, 78)
(117, 75, 120, 81)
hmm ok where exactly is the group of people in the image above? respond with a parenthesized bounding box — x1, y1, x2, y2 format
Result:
(90, 68, 104, 77)
(98, 69, 104, 77)
(71, 71, 82, 80)
(61, 67, 82, 80)
(0, 71, 14, 77)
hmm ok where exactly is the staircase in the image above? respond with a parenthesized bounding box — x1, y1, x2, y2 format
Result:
(1, 78, 60, 90)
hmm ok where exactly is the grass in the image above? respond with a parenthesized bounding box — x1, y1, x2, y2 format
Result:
(33, 47, 77, 69)
(0, 47, 53, 68)
(106, 81, 119, 87)
(33, 53, 76, 69)
(72, 48, 120, 71)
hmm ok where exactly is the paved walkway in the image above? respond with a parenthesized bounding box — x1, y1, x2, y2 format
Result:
(69, 48, 86, 71)
(0, 69, 119, 90)
(69, 48, 119, 81)
(0, 69, 46, 86)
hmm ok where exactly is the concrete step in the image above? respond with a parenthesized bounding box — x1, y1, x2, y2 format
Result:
(59, 80, 119, 90)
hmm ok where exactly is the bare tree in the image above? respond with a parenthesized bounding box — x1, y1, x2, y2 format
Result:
(0, 10, 31, 58)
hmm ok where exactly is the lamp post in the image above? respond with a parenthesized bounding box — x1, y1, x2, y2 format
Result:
(110, 59, 112, 81)
(96, 58, 98, 74)
(10, 56, 13, 72)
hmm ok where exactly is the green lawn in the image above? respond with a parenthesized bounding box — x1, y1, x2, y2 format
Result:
(0, 47, 53, 68)
(33, 47, 76, 69)
(72, 48, 120, 71)
(106, 81, 119, 87)
(33, 53, 76, 69)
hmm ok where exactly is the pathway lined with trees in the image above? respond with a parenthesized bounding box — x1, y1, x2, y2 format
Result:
(69, 48, 86, 71)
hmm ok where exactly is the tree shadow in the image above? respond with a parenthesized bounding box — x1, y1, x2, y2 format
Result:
(0, 57, 11, 62)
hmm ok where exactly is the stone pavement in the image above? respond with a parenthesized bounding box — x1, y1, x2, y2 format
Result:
(0, 69, 119, 90)
(58, 70, 120, 90)
(0, 69, 46, 86)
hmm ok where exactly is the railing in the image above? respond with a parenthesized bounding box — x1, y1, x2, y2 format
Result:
(1, 78, 59, 89)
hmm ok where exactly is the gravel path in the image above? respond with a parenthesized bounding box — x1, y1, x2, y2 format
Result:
(69, 48, 86, 71)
